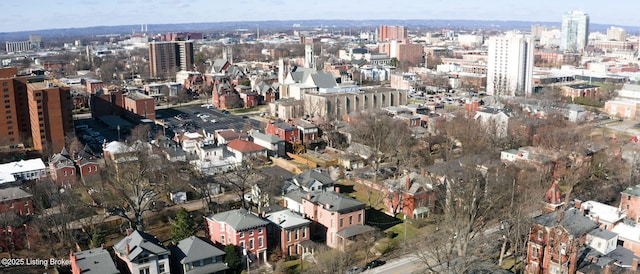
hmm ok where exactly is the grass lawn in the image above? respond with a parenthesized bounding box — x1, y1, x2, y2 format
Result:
(336, 179, 386, 210)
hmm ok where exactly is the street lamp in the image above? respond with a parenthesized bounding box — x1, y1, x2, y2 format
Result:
(243, 247, 251, 274)
(404, 214, 407, 248)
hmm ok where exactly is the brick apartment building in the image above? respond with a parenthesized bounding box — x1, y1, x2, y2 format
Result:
(379, 25, 407, 41)
(0, 67, 73, 152)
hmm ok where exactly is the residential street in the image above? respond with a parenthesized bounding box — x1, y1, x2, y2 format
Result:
(362, 255, 424, 274)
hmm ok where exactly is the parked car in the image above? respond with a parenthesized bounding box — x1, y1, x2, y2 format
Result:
(346, 266, 363, 274)
(365, 259, 385, 269)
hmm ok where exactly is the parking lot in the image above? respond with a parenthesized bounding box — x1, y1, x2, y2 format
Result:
(156, 105, 263, 135)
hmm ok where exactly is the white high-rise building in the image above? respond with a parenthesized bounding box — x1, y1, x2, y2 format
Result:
(607, 26, 627, 41)
(486, 32, 534, 96)
(304, 44, 315, 69)
(561, 10, 589, 52)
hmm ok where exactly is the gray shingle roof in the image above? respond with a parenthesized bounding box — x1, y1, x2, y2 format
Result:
(336, 224, 376, 238)
(113, 230, 169, 261)
(533, 208, 598, 237)
(293, 169, 334, 190)
(171, 236, 226, 264)
(309, 72, 338, 88)
(250, 130, 284, 144)
(73, 247, 119, 274)
(209, 208, 269, 232)
(0, 187, 32, 202)
(304, 191, 365, 213)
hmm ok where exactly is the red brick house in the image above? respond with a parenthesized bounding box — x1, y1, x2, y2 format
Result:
(0, 187, 33, 216)
(205, 209, 269, 264)
(524, 207, 598, 274)
(239, 91, 259, 108)
(49, 147, 78, 185)
(264, 209, 312, 256)
(620, 184, 640, 222)
(562, 84, 600, 101)
(212, 81, 242, 109)
(266, 121, 299, 143)
(284, 190, 372, 250)
(384, 172, 436, 219)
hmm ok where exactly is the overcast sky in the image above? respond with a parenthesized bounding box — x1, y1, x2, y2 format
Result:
(2, 0, 640, 33)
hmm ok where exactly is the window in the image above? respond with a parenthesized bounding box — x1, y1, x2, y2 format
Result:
(258, 227, 262, 234)
(259, 236, 263, 247)
(139, 268, 150, 274)
(249, 229, 253, 236)
(331, 219, 335, 228)
(287, 231, 291, 242)
(249, 239, 254, 249)
(220, 223, 225, 232)
(349, 216, 353, 225)
(302, 227, 306, 238)
(239, 231, 244, 238)
(295, 229, 299, 240)
(239, 241, 245, 248)
(64, 170, 67, 176)
(10, 202, 14, 208)
(358, 214, 362, 223)
(340, 218, 343, 227)
(2, 82, 7, 86)
(158, 263, 165, 273)
(532, 246, 539, 258)
(537, 230, 543, 241)
(221, 235, 225, 244)
(629, 195, 632, 201)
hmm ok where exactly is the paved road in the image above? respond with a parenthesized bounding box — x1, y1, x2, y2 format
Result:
(362, 255, 424, 274)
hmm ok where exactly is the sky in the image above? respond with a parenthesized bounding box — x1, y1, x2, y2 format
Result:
(2, 0, 640, 33)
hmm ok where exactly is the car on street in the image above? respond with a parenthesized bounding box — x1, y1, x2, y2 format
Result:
(346, 266, 363, 274)
(365, 259, 386, 269)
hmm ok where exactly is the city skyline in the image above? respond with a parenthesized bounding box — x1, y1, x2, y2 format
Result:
(2, 0, 640, 33)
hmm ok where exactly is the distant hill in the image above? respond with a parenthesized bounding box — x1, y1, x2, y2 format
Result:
(0, 19, 626, 42)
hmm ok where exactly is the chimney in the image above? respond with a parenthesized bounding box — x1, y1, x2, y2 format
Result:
(405, 175, 411, 190)
(574, 199, 582, 209)
(335, 187, 340, 193)
(633, 258, 639, 271)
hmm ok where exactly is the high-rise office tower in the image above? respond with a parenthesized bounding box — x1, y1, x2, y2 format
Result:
(149, 40, 194, 78)
(0, 67, 73, 152)
(487, 32, 534, 97)
(606, 26, 627, 41)
(379, 25, 407, 42)
(561, 10, 589, 52)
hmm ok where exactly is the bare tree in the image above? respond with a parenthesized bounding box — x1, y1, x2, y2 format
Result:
(412, 158, 508, 273)
(350, 111, 410, 182)
(95, 142, 171, 230)
(221, 158, 262, 210)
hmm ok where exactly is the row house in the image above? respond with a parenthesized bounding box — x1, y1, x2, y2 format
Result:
(113, 230, 171, 274)
(266, 121, 301, 153)
(264, 209, 312, 257)
(49, 146, 100, 185)
(205, 208, 269, 264)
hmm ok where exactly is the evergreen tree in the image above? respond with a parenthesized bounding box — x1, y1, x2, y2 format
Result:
(170, 208, 197, 242)
(224, 244, 242, 273)
(90, 228, 105, 248)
